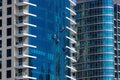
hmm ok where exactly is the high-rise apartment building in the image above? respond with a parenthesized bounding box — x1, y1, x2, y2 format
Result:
(0, 0, 77, 80)
(75, 0, 115, 80)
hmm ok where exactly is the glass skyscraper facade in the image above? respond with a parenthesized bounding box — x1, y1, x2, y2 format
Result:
(114, 0, 120, 79)
(28, 0, 70, 79)
(0, 0, 77, 80)
(15, 0, 77, 80)
(19, 0, 72, 80)
(75, 0, 115, 80)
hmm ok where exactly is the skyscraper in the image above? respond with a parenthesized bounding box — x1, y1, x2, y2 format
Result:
(0, 0, 77, 80)
(114, 0, 120, 79)
(75, 0, 114, 80)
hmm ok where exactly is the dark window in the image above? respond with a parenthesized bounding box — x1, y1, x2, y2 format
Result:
(18, 16, 23, 23)
(18, 37, 23, 43)
(18, 58, 22, 66)
(0, 0, 2, 6)
(7, 70, 11, 78)
(0, 61, 1, 69)
(0, 30, 2, 37)
(0, 51, 2, 58)
(7, 7, 11, 15)
(7, 38, 11, 46)
(7, 0, 11, 5)
(18, 69, 22, 76)
(7, 59, 11, 67)
(18, 48, 22, 55)
(0, 40, 2, 48)
(7, 28, 11, 36)
(7, 49, 11, 57)
(0, 72, 1, 79)
(0, 9, 2, 16)
(18, 27, 23, 34)
(0, 20, 2, 27)
(7, 18, 11, 25)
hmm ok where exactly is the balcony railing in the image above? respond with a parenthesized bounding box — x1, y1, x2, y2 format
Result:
(66, 26, 77, 34)
(16, 20, 37, 27)
(16, 10, 28, 16)
(16, 0, 36, 7)
(66, 55, 77, 62)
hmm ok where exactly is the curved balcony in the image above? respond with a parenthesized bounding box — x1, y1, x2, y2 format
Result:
(16, 54, 37, 59)
(16, 20, 37, 27)
(66, 26, 77, 34)
(15, 42, 37, 48)
(16, 0, 36, 7)
(15, 73, 36, 80)
(66, 75, 76, 80)
(66, 65, 77, 72)
(69, 0, 76, 6)
(15, 32, 37, 38)
(15, 65, 36, 69)
(66, 46, 77, 53)
(66, 55, 76, 62)
(16, 10, 37, 17)
(66, 36, 76, 44)
(66, 17, 76, 25)
(66, 7, 76, 15)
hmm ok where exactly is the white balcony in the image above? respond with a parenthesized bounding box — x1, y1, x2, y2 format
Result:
(16, 0, 36, 6)
(66, 26, 77, 34)
(66, 75, 76, 80)
(16, 20, 37, 27)
(66, 55, 77, 62)
(66, 46, 77, 53)
(66, 65, 77, 72)
(16, 54, 37, 59)
(16, 65, 36, 69)
(69, 0, 76, 6)
(66, 17, 76, 25)
(15, 74, 36, 80)
(66, 7, 76, 15)
(16, 32, 37, 38)
(66, 36, 76, 44)
(16, 10, 37, 17)
(15, 43, 37, 48)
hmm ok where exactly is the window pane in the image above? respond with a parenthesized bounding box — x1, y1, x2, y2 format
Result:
(7, 0, 11, 5)
(0, 51, 2, 58)
(0, 9, 2, 16)
(0, 0, 2, 6)
(0, 61, 1, 69)
(7, 7, 11, 15)
(7, 28, 11, 36)
(0, 20, 2, 27)
(7, 70, 11, 78)
(0, 40, 2, 48)
(7, 60, 11, 67)
(0, 30, 2, 37)
(7, 39, 11, 46)
(7, 18, 11, 25)
(7, 49, 11, 57)
(0, 72, 1, 79)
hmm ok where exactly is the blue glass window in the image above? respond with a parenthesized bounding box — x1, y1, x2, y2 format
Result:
(0, 0, 2, 6)
(7, 59, 11, 67)
(7, 18, 11, 25)
(7, 49, 11, 57)
(7, 70, 11, 78)
(7, 7, 11, 15)
(7, 0, 11, 5)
